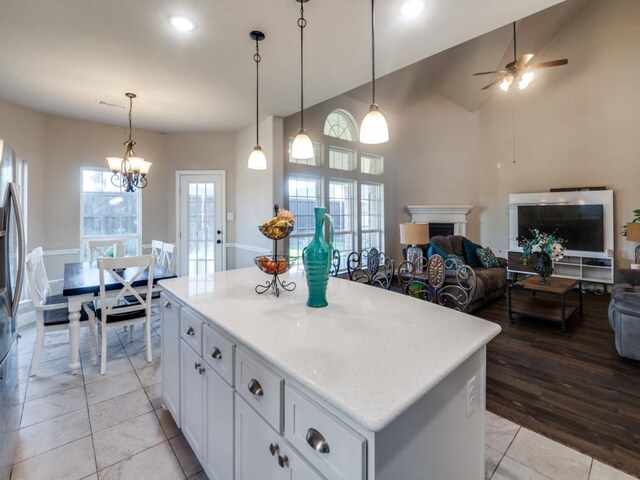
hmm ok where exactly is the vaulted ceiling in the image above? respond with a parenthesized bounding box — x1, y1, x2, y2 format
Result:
(0, 0, 566, 132)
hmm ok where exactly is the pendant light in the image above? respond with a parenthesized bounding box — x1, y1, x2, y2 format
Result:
(360, 0, 389, 144)
(290, 0, 314, 160)
(106, 93, 152, 193)
(248, 30, 267, 170)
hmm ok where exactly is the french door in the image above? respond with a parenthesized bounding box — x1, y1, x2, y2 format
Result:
(176, 171, 225, 276)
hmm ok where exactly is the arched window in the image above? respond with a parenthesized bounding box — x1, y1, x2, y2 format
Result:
(324, 109, 358, 141)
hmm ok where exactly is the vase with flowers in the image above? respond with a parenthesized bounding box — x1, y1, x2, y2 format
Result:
(518, 229, 565, 285)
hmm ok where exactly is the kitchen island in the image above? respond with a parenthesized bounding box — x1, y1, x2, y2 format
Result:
(159, 267, 501, 480)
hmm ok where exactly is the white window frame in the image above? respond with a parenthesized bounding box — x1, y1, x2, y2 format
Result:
(80, 167, 142, 260)
(328, 178, 357, 266)
(360, 182, 385, 253)
(287, 174, 324, 258)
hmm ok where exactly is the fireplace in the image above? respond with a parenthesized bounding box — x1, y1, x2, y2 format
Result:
(406, 205, 473, 237)
(429, 223, 455, 237)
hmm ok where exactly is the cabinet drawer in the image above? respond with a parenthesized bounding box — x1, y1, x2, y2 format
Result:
(285, 385, 366, 480)
(180, 308, 203, 356)
(203, 324, 235, 386)
(235, 347, 283, 432)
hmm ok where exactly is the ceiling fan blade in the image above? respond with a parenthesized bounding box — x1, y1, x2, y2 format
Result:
(473, 70, 505, 76)
(481, 78, 503, 90)
(530, 59, 569, 70)
(515, 54, 534, 69)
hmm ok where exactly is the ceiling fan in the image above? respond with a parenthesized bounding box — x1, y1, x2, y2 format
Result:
(473, 22, 568, 91)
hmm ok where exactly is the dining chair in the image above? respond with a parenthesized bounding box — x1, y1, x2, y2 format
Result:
(96, 255, 154, 374)
(89, 239, 126, 263)
(150, 240, 164, 262)
(159, 242, 176, 272)
(346, 247, 395, 289)
(25, 247, 97, 376)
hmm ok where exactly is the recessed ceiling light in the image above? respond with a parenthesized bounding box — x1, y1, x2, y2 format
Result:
(168, 15, 196, 32)
(399, 0, 424, 19)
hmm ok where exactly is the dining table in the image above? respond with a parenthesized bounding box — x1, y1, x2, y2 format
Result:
(62, 261, 177, 375)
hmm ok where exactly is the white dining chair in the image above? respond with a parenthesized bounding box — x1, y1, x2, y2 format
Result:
(159, 242, 176, 272)
(25, 247, 97, 376)
(89, 239, 126, 263)
(96, 255, 154, 374)
(150, 240, 164, 263)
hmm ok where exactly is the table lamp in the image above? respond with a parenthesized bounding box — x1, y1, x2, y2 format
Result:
(400, 223, 430, 273)
(627, 223, 640, 269)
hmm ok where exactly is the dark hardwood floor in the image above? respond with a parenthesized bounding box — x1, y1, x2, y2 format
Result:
(475, 291, 640, 477)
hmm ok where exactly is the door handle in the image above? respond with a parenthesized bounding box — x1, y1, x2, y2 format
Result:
(269, 443, 279, 456)
(6, 184, 25, 317)
(210, 347, 222, 360)
(278, 455, 289, 468)
(306, 428, 330, 454)
(247, 378, 264, 396)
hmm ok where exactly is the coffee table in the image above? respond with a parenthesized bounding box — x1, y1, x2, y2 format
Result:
(508, 276, 583, 333)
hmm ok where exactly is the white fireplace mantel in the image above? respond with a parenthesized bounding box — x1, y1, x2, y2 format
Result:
(407, 205, 474, 236)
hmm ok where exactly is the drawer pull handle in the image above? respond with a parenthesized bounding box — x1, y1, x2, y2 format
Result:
(247, 379, 264, 397)
(198, 366, 206, 375)
(194, 362, 201, 371)
(185, 326, 195, 336)
(163, 302, 172, 309)
(306, 428, 330, 454)
(278, 454, 289, 468)
(269, 443, 279, 456)
(210, 347, 222, 360)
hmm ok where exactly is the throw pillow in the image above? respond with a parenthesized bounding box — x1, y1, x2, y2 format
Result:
(447, 254, 464, 268)
(462, 238, 483, 268)
(427, 243, 449, 259)
(476, 247, 500, 268)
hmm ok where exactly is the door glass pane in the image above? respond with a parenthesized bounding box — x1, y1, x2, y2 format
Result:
(187, 182, 216, 277)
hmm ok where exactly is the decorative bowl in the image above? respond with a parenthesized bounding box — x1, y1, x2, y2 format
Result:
(258, 224, 294, 240)
(254, 255, 297, 275)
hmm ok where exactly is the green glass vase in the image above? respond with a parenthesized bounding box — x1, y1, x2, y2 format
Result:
(302, 207, 334, 308)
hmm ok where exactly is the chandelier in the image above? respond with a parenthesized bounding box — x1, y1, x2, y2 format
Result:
(106, 93, 152, 193)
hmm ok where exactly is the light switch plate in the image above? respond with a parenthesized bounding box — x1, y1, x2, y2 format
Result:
(226, 212, 235, 221)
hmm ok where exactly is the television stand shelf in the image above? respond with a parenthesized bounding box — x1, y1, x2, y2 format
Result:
(507, 250, 614, 284)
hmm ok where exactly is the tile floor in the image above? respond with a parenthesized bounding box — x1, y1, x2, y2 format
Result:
(1, 318, 638, 480)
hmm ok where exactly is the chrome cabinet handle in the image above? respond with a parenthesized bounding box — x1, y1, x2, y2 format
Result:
(210, 347, 222, 360)
(185, 326, 195, 336)
(163, 301, 172, 309)
(247, 379, 264, 396)
(269, 443, 279, 456)
(306, 428, 330, 454)
(278, 455, 289, 468)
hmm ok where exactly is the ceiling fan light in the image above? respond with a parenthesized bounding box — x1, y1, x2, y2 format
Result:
(519, 71, 534, 89)
(291, 130, 314, 160)
(248, 146, 267, 170)
(499, 76, 513, 92)
(360, 104, 389, 144)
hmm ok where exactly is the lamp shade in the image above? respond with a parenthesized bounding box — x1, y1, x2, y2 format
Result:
(627, 223, 640, 242)
(291, 130, 314, 160)
(248, 146, 267, 170)
(400, 223, 430, 245)
(360, 104, 389, 144)
(106, 157, 122, 172)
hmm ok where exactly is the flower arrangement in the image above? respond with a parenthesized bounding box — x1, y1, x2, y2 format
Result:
(518, 229, 565, 265)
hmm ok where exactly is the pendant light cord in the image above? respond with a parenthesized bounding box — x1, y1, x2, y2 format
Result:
(371, 0, 376, 105)
(127, 96, 133, 143)
(513, 21, 517, 62)
(254, 39, 261, 145)
(298, 3, 306, 129)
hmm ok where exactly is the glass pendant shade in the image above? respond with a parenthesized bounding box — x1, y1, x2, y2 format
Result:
(107, 157, 123, 172)
(360, 104, 389, 144)
(139, 160, 152, 175)
(291, 129, 314, 160)
(248, 146, 267, 170)
(499, 76, 513, 91)
(519, 71, 534, 90)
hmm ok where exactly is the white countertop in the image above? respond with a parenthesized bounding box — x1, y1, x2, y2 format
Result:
(159, 267, 501, 432)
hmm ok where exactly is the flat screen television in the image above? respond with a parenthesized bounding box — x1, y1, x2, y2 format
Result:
(517, 204, 604, 252)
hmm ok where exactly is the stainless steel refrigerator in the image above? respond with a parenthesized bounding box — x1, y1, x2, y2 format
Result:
(0, 139, 25, 372)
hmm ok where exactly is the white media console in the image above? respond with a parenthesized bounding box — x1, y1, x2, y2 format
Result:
(507, 190, 615, 284)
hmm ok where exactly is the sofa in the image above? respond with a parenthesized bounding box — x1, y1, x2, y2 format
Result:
(428, 235, 508, 313)
(608, 269, 640, 361)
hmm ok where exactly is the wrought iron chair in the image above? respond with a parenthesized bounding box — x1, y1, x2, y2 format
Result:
(347, 247, 395, 290)
(398, 254, 477, 312)
(329, 249, 341, 277)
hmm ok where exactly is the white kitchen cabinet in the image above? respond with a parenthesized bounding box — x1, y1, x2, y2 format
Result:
(204, 362, 234, 480)
(235, 394, 323, 480)
(180, 339, 205, 461)
(160, 293, 181, 425)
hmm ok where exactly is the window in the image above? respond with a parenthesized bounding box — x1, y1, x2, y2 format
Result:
(288, 140, 323, 166)
(81, 169, 141, 259)
(324, 109, 358, 141)
(361, 153, 383, 175)
(287, 175, 323, 258)
(360, 183, 384, 251)
(329, 180, 356, 266)
(329, 147, 356, 171)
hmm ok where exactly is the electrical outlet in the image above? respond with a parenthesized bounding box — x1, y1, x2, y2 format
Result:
(466, 375, 478, 417)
